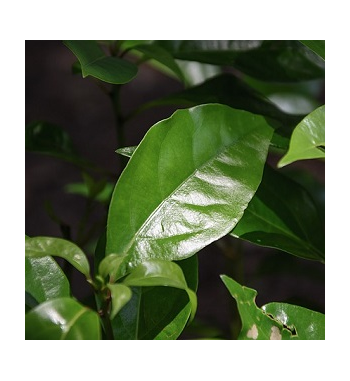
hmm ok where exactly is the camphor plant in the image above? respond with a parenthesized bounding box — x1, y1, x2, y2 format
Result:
(25, 40, 325, 340)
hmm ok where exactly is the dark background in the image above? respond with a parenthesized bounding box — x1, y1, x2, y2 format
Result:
(25, 41, 325, 339)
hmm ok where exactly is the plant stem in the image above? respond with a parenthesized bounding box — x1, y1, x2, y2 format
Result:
(100, 289, 115, 340)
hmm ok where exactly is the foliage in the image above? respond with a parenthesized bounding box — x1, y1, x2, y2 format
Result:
(25, 40, 325, 340)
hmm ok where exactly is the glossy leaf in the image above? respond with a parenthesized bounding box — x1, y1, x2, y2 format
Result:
(300, 40, 325, 60)
(107, 284, 132, 320)
(112, 255, 198, 340)
(231, 165, 324, 261)
(63, 40, 138, 84)
(107, 104, 273, 278)
(25, 236, 90, 278)
(262, 302, 325, 340)
(25, 297, 101, 340)
(278, 105, 325, 167)
(123, 260, 197, 321)
(131, 43, 185, 82)
(98, 253, 127, 282)
(25, 256, 70, 305)
(115, 145, 137, 158)
(221, 275, 324, 340)
(155, 40, 325, 82)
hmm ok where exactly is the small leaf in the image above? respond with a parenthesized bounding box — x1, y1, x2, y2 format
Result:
(63, 40, 138, 84)
(25, 236, 90, 278)
(262, 302, 325, 340)
(107, 284, 132, 320)
(231, 165, 324, 261)
(112, 255, 198, 340)
(25, 297, 101, 340)
(123, 259, 197, 321)
(25, 256, 70, 305)
(132, 43, 185, 82)
(115, 146, 137, 158)
(98, 253, 127, 282)
(278, 105, 325, 167)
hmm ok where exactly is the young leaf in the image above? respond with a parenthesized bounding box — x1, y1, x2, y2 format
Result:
(231, 165, 325, 261)
(123, 259, 197, 321)
(63, 40, 138, 84)
(25, 297, 101, 340)
(107, 284, 132, 320)
(25, 256, 70, 305)
(98, 253, 127, 281)
(112, 255, 198, 340)
(131, 43, 185, 83)
(220, 275, 324, 340)
(278, 105, 325, 167)
(25, 236, 90, 279)
(115, 145, 137, 158)
(107, 104, 273, 277)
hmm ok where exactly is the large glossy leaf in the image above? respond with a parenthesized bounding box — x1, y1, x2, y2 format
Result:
(106, 104, 273, 277)
(231, 165, 324, 261)
(154, 40, 325, 82)
(300, 40, 325, 60)
(122, 260, 197, 321)
(278, 105, 325, 167)
(25, 297, 101, 339)
(221, 275, 324, 340)
(111, 255, 198, 340)
(25, 256, 70, 305)
(262, 302, 325, 340)
(63, 40, 138, 84)
(25, 236, 90, 278)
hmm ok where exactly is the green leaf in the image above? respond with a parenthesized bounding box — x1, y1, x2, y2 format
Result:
(231, 165, 324, 261)
(262, 302, 325, 340)
(25, 256, 70, 305)
(25, 236, 90, 278)
(26, 121, 87, 165)
(64, 179, 114, 204)
(123, 259, 197, 321)
(131, 43, 185, 82)
(107, 284, 132, 320)
(155, 40, 325, 82)
(220, 275, 324, 340)
(25, 297, 101, 339)
(111, 255, 198, 340)
(300, 40, 325, 60)
(98, 253, 127, 282)
(63, 40, 138, 84)
(106, 104, 273, 277)
(278, 105, 325, 167)
(141, 74, 298, 125)
(115, 145, 138, 158)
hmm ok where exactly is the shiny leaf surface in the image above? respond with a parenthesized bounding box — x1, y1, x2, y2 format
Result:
(278, 105, 325, 167)
(231, 165, 325, 261)
(25, 297, 101, 340)
(123, 260, 197, 321)
(262, 302, 325, 340)
(98, 253, 127, 282)
(63, 40, 138, 84)
(155, 40, 325, 82)
(115, 145, 137, 158)
(112, 255, 198, 340)
(25, 236, 90, 278)
(107, 104, 273, 277)
(300, 40, 325, 60)
(25, 256, 70, 305)
(107, 284, 132, 320)
(221, 275, 324, 340)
